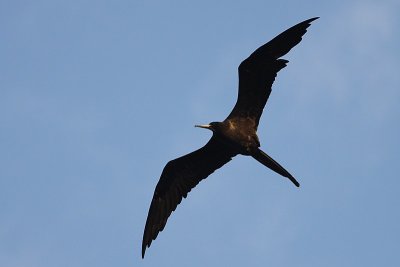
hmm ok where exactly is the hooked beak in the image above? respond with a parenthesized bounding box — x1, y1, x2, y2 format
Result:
(195, 124, 211, 130)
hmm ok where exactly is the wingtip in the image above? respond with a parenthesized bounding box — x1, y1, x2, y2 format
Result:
(142, 247, 146, 259)
(308, 17, 320, 22)
(303, 17, 319, 25)
(141, 240, 147, 259)
(298, 17, 319, 28)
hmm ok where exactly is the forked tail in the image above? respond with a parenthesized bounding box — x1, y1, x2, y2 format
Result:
(251, 148, 300, 187)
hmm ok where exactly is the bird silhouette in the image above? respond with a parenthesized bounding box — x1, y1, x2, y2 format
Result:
(142, 17, 318, 258)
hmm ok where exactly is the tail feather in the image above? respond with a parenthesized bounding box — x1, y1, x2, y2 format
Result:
(252, 148, 299, 187)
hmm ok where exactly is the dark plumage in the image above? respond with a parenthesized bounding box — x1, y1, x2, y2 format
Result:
(142, 17, 318, 258)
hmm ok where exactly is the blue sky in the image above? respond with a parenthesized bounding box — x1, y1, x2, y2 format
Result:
(1, 0, 399, 266)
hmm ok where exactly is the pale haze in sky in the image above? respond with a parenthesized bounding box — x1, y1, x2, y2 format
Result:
(1, 1, 399, 266)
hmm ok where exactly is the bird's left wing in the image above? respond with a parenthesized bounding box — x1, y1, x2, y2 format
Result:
(225, 17, 318, 129)
(142, 136, 237, 258)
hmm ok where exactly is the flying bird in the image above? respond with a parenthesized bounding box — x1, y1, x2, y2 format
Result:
(142, 17, 318, 258)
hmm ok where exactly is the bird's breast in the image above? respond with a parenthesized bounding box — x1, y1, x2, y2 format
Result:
(218, 122, 259, 155)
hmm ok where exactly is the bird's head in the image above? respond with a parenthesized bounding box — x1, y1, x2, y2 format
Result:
(194, 121, 221, 132)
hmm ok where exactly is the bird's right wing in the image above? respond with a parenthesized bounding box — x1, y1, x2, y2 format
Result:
(142, 136, 237, 258)
(225, 17, 318, 129)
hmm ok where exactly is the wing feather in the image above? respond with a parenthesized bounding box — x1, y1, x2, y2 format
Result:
(142, 136, 237, 258)
(225, 17, 318, 128)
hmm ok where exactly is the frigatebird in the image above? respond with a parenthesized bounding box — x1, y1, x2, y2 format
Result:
(142, 17, 318, 258)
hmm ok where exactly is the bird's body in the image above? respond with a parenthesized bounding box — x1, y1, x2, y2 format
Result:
(142, 17, 318, 258)
(201, 120, 259, 155)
